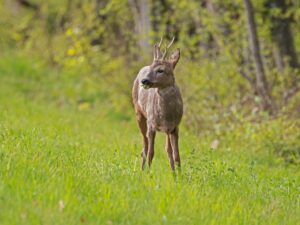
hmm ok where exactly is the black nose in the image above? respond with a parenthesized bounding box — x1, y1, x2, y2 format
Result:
(141, 79, 151, 85)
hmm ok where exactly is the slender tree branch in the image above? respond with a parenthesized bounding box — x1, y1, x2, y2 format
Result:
(16, 0, 39, 10)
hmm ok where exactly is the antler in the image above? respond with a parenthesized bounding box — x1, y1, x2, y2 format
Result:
(162, 37, 175, 59)
(154, 37, 175, 60)
(154, 37, 163, 60)
(158, 37, 163, 48)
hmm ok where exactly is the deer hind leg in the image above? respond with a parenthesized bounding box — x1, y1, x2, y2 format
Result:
(169, 127, 181, 169)
(166, 135, 175, 170)
(136, 112, 148, 170)
(147, 129, 156, 168)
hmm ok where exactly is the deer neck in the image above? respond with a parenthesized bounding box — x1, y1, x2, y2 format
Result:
(155, 83, 179, 108)
(157, 85, 175, 97)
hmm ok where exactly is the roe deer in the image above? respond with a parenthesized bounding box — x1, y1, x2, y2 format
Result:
(132, 37, 183, 170)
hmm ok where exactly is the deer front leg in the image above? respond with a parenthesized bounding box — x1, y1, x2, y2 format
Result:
(141, 135, 148, 170)
(169, 127, 181, 168)
(136, 113, 148, 170)
(147, 129, 156, 168)
(166, 135, 175, 170)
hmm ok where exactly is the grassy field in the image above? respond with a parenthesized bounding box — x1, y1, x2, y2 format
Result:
(0, 53, 300, 225)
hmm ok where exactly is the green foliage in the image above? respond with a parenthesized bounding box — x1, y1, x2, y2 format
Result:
(0, 1, 300, 223)
(1, 1, 300, 129)
(0, 52, 300, 225)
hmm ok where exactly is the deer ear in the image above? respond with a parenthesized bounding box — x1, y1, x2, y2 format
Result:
(169, 48, 180, 68)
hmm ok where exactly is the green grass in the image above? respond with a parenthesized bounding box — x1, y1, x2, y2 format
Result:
(0, 53, 300, 225)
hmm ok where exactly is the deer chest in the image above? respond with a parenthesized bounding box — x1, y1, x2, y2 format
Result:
(148, 91, 183, 133)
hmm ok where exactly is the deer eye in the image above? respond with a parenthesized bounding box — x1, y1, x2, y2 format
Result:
(156, 69, 164, 74)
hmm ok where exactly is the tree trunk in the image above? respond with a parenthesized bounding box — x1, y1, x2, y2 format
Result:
(243, 0, 273, 112)
(128, 0, 151, 58)
(266, 0, 299, 71)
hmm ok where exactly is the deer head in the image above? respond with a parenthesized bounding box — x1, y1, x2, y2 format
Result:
(141, 37, 180, 89)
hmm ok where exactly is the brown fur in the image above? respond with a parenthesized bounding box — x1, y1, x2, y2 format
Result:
(132, 39, 183, 170)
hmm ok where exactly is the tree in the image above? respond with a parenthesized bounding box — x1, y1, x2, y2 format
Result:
(128, 0, 151, 58)
(243, 0, 274, 112)
(265, 0, 299, 71)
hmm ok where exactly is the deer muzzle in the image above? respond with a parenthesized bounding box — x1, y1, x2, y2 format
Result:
(141, 79, 153, 89)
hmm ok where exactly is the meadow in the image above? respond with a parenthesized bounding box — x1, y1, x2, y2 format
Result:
(0, 51, 300, 225)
